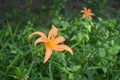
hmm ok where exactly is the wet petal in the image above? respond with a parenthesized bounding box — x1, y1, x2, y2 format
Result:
(53, 36, 65, 45)
(34, 37, 45, 46)
(29, 32, 47, 39)
(48, 25, 58, 39)
(53, 44, 73, 55)
(44, 48, 52, 63)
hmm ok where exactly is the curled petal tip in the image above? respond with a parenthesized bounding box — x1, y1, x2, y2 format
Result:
(29, 33, 35, 38)
(81, 10, 84, 13)
(83, 7, 86, 10)
(34, 43, 37, 46)
(52, 25, 55, 27)
(43, 59, 48, 64)
(43, 61, 46, 63)
(67, 47, 73, 55)
(71, 52, 74, 55)
(69, 50, 73, 55)
(52, 25, 58, 30)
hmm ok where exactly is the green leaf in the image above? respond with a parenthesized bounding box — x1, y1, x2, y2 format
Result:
(82, 22, 91, 32)
(102, 67, 107, 73)
(68, 73, 74, 79)
(10, 50, 17, 54)
(98, 48, 106, 57)
(72, 65, 81, 71)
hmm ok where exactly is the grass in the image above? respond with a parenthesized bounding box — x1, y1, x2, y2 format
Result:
(0, 20, 120, 79)
(0, 1, 120, 80)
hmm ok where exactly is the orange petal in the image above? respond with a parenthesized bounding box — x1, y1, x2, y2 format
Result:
(53, 36, 65, 45)
(34, 37, 45, 46)
(53, 44, 73, 55)
(89, 13, 93, 16)
(83, 7, 87, 11)
(88, 9, 91, 12)
(81, 10, 84, 13)
(44, 48, 52, 63)
(82, 15, 86, 19)
(29, 32, 47, 39)
(48, 25, 58, 39)
(88, 16, 92, 20)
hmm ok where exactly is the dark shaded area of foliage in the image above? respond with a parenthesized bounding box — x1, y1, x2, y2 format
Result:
(0, 0, 120, 79)
(0, 0, 120, 28)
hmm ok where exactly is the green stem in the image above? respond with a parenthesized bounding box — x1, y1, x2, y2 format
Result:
(6, 53, 21, 72)
(49, 59, 53, 80)
(24, 61, 34, 78)
(71, 42, 80, 48)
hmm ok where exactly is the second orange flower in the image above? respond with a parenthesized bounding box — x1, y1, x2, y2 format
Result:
(81, 7, 93, 20)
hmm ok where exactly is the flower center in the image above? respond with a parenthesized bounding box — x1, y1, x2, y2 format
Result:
(85, 11, 90, 16)
(45, 39, 55, 49)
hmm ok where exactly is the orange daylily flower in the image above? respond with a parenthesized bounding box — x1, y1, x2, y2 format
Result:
(29, 25, 73, 63)
(81, 7, 93, 20)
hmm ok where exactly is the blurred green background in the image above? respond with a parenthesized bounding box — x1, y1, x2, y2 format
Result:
(0, 0, 120, 80)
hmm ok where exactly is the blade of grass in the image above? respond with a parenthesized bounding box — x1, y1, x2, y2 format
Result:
(6, 53, 21, 72)
(23, 61, 34, 79)
(49, 59, 53, 80)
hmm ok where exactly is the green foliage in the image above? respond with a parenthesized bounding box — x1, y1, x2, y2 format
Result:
(0, 0, 120, 80)
(52, 12, 120, 79)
